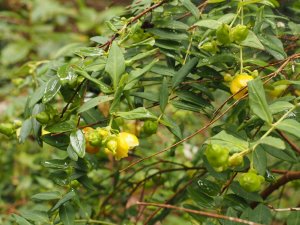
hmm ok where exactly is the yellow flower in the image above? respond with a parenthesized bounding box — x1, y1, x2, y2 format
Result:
(115, 132, 139, 160)
(230, 73, 253, 99)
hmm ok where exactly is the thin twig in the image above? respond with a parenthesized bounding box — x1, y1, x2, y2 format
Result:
(60, 79, 86, 118)
(137, 202, 262, 225)
(276, 130, 300, 154)
(268, 205, 300, 212)
(100, 0, 167, 50)
(252, 171, 300, 208)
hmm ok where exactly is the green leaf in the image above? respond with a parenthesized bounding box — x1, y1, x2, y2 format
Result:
(172, 100, 202, 112)
(276, 119, 300, 138)
(207, 131, 248, 153)
(241, 31, 264, 50)
(57, 64, 77, 85)
(12, 214, 33, 225)
(218, 13, 236, 24)
(180, 0, 199, 19)
(287, 212, 300, 225)
(20, 210, 49, 223)
(74, 68, 111, 93)
(45, 120, 76, 133)
(31, 191, 61, 201)
(262, 144, 297, 162)
(67, 144, 79, 161)
(248, 78, 273, 124)
(253, 146, 267, 175)
(42, 134, 70, 150)
(70, 130, 85, 158)
(269, 101, 294, 114)
(176, 90, 210, 107)
(252, 204, 272, 225)
(50, 190, 76, 213)
(42, 159, 69, 169)
(172, 58, 198, 88)
(31, 104, 43, 146)
(155, 20, 189, 30)
(161, 115, 182, 139)
(105, 42, 125, 90)
(1, 41, 31, 65)
(221, 207, 239, 225)
(78, 95, 114, 113)
(187, 185, 214, 208)
(115, 107, 157, 120)
(74, 47, 104, 57)
(110, 74, 128, 113)
(80, 108, 106, 125)
(59, 202, 75, 225)
(231, 182, 263, 202)
(160, 77, 169, 112)
(147, 28, 188, 41)
(207, 0, 226, 3)
(125, 48, 158, 65)
(42, 76, 62, 103)
(197, 53, 236, 67)
(130, 92, 159, 102)
(29, 84, 46, 108)
(258, 136, 285, 150)
(194, 19, 221, 29)
(19, 118, 32, 144)
(258, 35, 287, 60)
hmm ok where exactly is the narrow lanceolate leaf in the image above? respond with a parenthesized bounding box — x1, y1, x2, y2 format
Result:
(276, 119, 300, 138)
(253, 146, 267, 175)
(115, 107, 157, 120)
(258, 136, 285, 150)
(180, 0, 199, 19)
(78, 95, 114, 113)
(241, 31, 264, 50)
(105, 42, 125, 90)
(248, 78, 272, 124)
(12, 214, 33, 225)
(19, 118, 32, 144)
(70, 130, 85, 158)
(31, 191, 61, 201)
(67, 144, 79, 161)
(172, 58, 198, 88)
(50, 190, 76, 212)
(109, 74, 128, 113)
(59, 202, 75, 225)
(74, 68, 111, 93)
(42, 76, 62, 103)
(287, 211, 300, 225)
(20, 210, 49, 223)
(160, 77, 169, 112)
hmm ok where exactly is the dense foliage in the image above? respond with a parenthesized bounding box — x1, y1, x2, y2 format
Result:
(1, 0, 300, 224)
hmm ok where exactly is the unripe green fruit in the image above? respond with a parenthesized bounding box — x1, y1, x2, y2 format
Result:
(35, 111, 50, 124)
(0, 123, 15, 137)
(88, 131, 102, 147)
(239, 171, 265, 192)
(230, 25, 249, 43)
(216, 23, 231, 44)
(142, 120, 158, 135)
(106, 139, 118, 153)
(205, 144, 229, 168)
(228, 153, 244, 167)
(13, 120, 22, 128)
(199, 41, 219, 54)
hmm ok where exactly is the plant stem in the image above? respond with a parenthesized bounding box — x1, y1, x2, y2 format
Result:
(240, 1, 244, 73)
